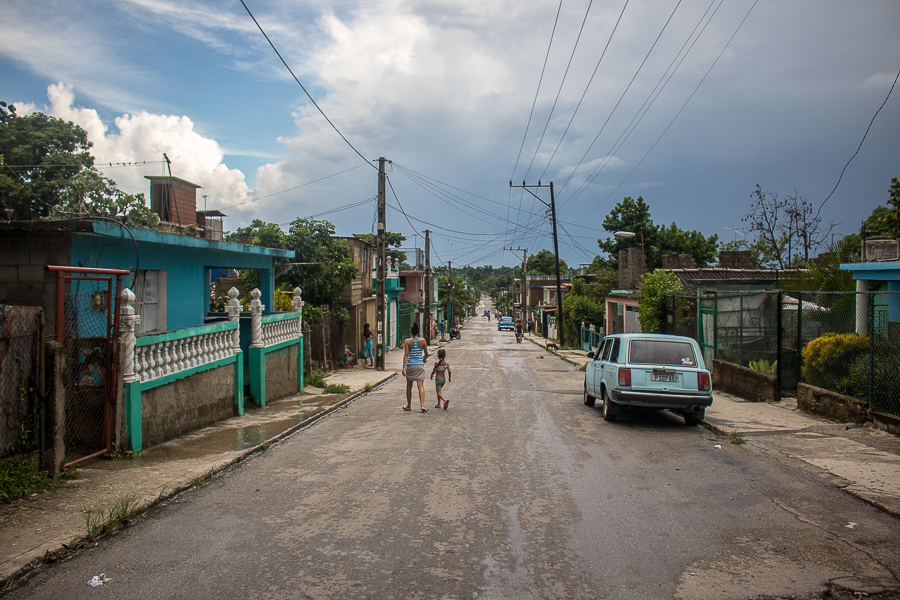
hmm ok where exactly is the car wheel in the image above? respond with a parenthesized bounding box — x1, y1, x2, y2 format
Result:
(602, 388, 618, 422)
(583, 382, 596, 407)
(683, 409, 704, 426)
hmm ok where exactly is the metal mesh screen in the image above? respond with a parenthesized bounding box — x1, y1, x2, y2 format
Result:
(0, 306, 42, 457)
(665, 290, 900, 419)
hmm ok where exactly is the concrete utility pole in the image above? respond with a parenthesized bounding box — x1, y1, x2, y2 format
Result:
(424, 229, 431, 345)
(376, 158, 386, 370)
(509, 181, 563, 345)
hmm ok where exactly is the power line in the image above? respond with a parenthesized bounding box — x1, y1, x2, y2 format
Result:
(578, 0, 761, 220)
(537, 0, 630, 182)
(217, 164, 368, 211)
(816, 68, 900, 220)
(560, 0, 724, 213)
(509, 0, 565, 184)
(523, 0, 595, 182)
(239, 0, 375, 170)
(555, 0, 685, 199)
(386, 175, 420, 237)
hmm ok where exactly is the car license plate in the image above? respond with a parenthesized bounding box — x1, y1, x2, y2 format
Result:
(651, 374, 678, 383)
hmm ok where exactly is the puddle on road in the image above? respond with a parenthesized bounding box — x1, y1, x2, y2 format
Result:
(88, 393, 350, 470)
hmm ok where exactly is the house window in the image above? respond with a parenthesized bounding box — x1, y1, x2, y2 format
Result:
(131, 270, 167, 335)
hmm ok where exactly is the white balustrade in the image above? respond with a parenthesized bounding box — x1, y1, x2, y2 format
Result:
(134, 326, 237, 383)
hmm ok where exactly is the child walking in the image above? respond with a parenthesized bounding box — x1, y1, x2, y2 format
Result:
(430, 348, 452, 410)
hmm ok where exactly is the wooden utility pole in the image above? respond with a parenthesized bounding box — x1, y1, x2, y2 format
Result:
(509, 181, 563, 345)
(376, 158, 386, 370)
(424, 229, 431, 345)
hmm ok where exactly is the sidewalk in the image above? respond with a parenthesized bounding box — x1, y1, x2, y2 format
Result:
(529, 333, 900, 517)
(2, 329, 899, 586)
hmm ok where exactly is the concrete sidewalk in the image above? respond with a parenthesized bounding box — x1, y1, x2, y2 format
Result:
(2, 326, 899, 586)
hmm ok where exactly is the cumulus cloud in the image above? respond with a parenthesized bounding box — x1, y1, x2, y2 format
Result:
(42, 83, 252, 210)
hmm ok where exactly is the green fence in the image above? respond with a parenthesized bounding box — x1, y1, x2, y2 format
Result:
(665, 290, 900, 419)
(397, 301, 416, 347)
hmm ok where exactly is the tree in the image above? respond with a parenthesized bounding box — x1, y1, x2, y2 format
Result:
(887, 177, 900, 239)
(0, 102, 94, 218)
(48, 168, 159, 228)
(779, 238, 856, 292)
(527, 249, 567, 275)
(743, 185, 834, 268)
(561, 277, 605, 347)
(637, 270, 684, 333)
(1, 102, 158, 226)
(597, 196, 718, 270)
(597, 196, 655, 270)
(226, 218, 358, 308)
(352, 231, 407, 265)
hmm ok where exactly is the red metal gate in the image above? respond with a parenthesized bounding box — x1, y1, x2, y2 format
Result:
(49, 266, 128, 466)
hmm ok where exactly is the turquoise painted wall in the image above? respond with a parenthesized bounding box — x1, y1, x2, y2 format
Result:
(70, 230, 280, 332)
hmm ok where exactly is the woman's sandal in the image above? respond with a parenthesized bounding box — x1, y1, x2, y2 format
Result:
(401, 406, 411, 411)
(421, 408, 428, 413)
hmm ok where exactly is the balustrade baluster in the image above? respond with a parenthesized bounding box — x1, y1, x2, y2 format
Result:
(138, 346, 148, 382)
(175, 339, 185, 371)
(150, 343, 160, 378)
(163, 341, 173, 374)
(214, 332, 223, 360)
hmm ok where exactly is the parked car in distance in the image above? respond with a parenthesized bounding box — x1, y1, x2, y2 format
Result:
(498, 316, 515, 331)
(583, 333, 712, 425)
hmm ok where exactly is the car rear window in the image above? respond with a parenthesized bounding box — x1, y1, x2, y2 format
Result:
(628, 340, 697, 367)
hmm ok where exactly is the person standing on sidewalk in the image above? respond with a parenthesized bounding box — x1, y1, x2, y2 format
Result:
(362, 323, 374, 367)
(401, 322, 430, 412)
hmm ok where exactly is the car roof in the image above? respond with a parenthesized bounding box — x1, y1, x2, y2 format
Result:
(604, 333, 697, 344)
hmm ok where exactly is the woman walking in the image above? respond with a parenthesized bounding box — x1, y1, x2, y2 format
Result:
(401, 322, 430, 412)
(362, 323, 374, 367)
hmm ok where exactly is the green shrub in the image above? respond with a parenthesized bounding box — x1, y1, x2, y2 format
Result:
(306, 369, 327, 388)
(849, 352, 900, 407)
(0, 453, 52, 504)
(638, 270, 684, 333)
(801, 333, 870, 395)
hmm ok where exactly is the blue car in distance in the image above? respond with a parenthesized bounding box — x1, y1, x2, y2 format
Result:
(498, 316, 515, 331)
(583, 333, 712, 425)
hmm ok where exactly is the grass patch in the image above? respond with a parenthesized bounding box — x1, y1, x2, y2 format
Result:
(82, 494, 140, 540)
(0, 453, 53, 504)
(363, 383, 374, 393)
(323, 383, 350, 394)
(726, 431, 745, 445)
(306, 369, 327, 388)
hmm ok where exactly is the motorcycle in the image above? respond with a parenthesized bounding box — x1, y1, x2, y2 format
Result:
(516, 331, 523, 343)
(449, 327, 461, 340)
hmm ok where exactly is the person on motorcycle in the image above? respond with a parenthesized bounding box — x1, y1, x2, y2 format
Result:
(514, 319, 523, 342)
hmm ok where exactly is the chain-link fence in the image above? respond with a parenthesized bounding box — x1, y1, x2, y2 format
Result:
(664, 290, 900, 419)
(0, 306, 43, 458)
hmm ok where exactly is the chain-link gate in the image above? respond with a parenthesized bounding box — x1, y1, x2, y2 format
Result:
(49, 266, 127, 466)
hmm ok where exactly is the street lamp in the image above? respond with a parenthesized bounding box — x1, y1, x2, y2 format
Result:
(613, 230, 644, 253)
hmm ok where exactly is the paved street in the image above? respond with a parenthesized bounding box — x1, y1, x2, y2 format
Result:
(5, 310, 900, 599)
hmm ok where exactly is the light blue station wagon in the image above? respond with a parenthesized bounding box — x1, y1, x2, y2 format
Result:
(583, 333, 712, 425)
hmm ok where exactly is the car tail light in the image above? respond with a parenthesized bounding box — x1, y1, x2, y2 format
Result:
(618, 368, 631, 387)
(698, 372, 710, 391)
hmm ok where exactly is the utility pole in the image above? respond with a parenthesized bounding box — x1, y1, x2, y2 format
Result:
(448, 261, 453, 328)
(503, 246, 527, 321)
(424, 229, 431, 346)
(510, 180, 563, 345)
(376, 158, 386, 370)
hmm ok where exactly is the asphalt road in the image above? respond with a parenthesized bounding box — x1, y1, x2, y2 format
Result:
(7, 306, 900, 599)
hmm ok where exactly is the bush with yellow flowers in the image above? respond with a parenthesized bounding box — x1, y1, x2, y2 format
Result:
(801, 333, 870, 395)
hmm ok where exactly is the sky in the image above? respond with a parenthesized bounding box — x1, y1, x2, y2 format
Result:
(1, 0, 898, 269)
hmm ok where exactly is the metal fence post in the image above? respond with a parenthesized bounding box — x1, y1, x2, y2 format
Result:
(739, 293, 744, 367)
(775, 291, 782, 399)
(869, 291, 875, 407)
(797, 291, 803, 382)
